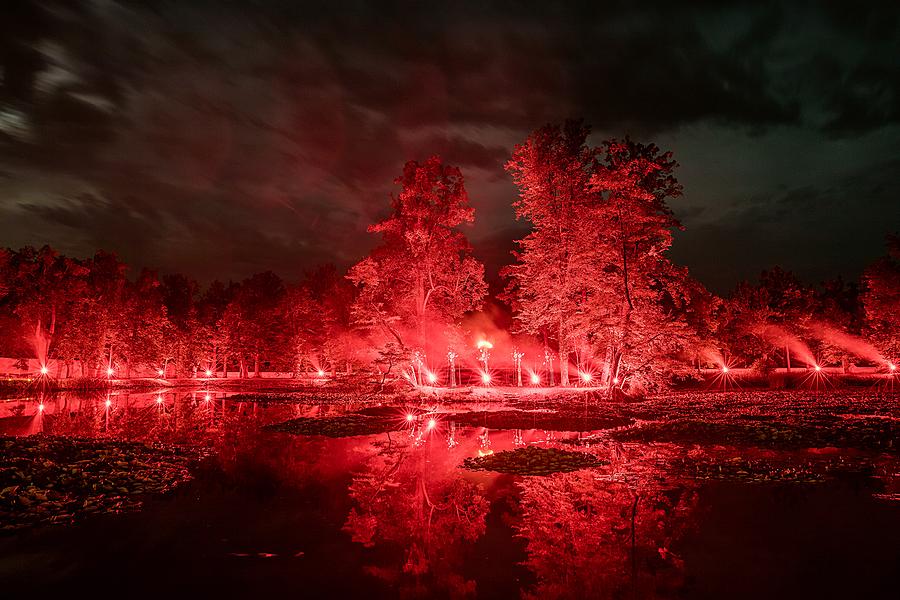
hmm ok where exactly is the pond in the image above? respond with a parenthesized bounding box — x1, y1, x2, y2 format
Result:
(1, 388, 899, 598)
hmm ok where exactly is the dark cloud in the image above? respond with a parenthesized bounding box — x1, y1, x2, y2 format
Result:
(0, 0, 898, 289)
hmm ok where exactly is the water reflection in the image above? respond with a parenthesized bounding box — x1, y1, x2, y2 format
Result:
(1, 391, 898, 598)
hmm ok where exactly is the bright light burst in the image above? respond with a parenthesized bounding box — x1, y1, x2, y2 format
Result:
(426, 371, 437, 384)
(481, 372, 491, 385)
(205, 369, 212, 376)
(106, 367, 114, 376)
(580, 371, 592, 383)
(530, 372, 540, 384)
(158, 369, 165, 376)
(40, 366, 48, 375)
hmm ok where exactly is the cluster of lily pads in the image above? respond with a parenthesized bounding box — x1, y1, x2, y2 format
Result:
(0, 436, 199, 531)
(462, 447, 608, 476)
(264, 415, 399, 437)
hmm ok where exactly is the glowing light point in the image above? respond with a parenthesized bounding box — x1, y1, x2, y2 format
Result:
(427, 372, 437, 384)
(106, 367, 114, 376)
(890, 363, 897, 372)
(158, 369, 165, 376)
(156, 396, 163, 404)
(204, 394, 211, 401)
(530, 373, 540, 384)
(814, 365, 822, 372)
(476, 340, 493, 350)
(481, 373, 491, 384)
(317, 369, 325, 377)
(105, 399, 112, 408)
(580, 372, 592, 383)
(38, 404, 44, 412)
(427, 418, 436, 430)
(40, 366, 49, 375)
(612, 377, 619, 385)
(205, 369, 212, 377)
(406, 413, 415, 422)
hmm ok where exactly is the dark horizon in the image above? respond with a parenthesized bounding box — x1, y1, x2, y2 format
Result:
(2, 1, 899, 294)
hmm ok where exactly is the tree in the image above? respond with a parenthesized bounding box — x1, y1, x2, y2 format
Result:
(503, 120, 599, 386)
(861, 235, 900, 362)
(347, 156, 487, 384)
(583, 138, 689, 392)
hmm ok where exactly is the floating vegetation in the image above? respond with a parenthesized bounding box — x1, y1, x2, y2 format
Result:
(461, 447, 608, 476)
(448, 410, 632, 432)
(0, 436, 200, 532)
(265, 415, 398, 438)
(613, 419, 899, 452)
(668, 456, 829, 484)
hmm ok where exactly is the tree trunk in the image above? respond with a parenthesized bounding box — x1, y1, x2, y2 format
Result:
(253, 354, 260, 378)
(785, 345, 791, 372)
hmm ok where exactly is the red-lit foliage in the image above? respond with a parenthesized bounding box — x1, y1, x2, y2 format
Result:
(862, 235, 900, 361)
(347, 156, 487, 384)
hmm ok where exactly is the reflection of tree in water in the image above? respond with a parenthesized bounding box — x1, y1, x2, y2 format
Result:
(516, 445, 698, 600)
(344, 436, 489, 597)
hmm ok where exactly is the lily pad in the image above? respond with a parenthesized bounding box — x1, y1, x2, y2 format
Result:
(461, 447, 608, 476)
(0, 435, 200, 532)
(265, 415, 398, 438)
(449, 410, 632, 432)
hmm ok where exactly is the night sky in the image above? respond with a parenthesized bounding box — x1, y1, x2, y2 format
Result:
(1, 1, 898, 293)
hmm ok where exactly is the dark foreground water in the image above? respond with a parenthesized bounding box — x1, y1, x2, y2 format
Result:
(1, 388, 899, 598)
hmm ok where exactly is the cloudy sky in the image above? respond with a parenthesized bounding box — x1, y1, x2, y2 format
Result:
(1, 0, 898, 293)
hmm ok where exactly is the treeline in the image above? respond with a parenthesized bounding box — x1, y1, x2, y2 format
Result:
(0, 249, 359, 378)
(0, 119, 897, 389)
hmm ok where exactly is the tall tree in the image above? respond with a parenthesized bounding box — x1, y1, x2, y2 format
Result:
(861, 235, 900, 362)
(503, 120, 598, 386)
(347, 156, 486, 384)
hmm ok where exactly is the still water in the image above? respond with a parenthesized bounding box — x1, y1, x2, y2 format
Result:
(1, 389, 898, 598)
